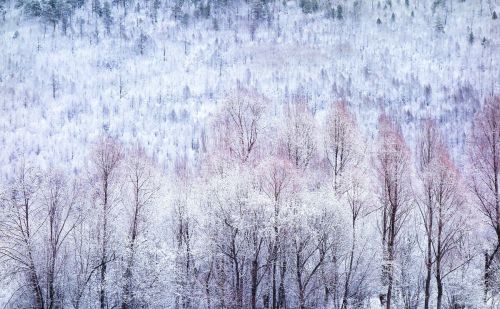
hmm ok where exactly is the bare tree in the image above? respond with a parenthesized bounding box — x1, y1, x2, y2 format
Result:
(207, 171, 249, 308)
(258, 158, 294, 309)
(89, 136, 123, 309)
(172, 182, 196, 309)
(291, 208, 338, 309)
(215, 87, 266, 164)
(281, 104, 316, 170)
(416, 120, 441, 309)
(69, 217, 96, 309)
(41, 171, 82, 309)
(121, 148, 159, 309)
(242, 184, 270, 309)
(432, 148, 468, 309)
(324, 100, 360, 193)
(0, 163, 44, 308)
(341, 172, 371, 309)
(374, 115, 413, 309)
(468, 96, 500, 301)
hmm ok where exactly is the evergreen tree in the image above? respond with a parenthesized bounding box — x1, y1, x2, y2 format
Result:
(172, 0, 183, 20)
(0, 0, 6, 22)
(92, 0, 102, 17)
(42, 0, 61, 31)
(251, 0, 264, 21)
(102, 1, 112, 33)
(481, 37, 488, 47)
(151, 0, 161, 23)
(328, 6, 335, 19)
(299, 0, 318, 14)
(336, 4, 342, 19)
(493, 11, 497, 19)
(22, 0, 42, 17)
(435, 17, 444, 33)
(73, 0, 85, 8)
(60, 0, 72, 34)
(352, 1, 361, 20)
(468, 31, 474, 45)
(377, 17, 381, 24)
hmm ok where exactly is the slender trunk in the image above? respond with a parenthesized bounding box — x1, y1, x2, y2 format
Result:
(48, 254, 56, 309)
(436, 203, 443, 309)
(278, 259, 286, 308)
(342, 218, 356, 309)
(272, 201, 279, 309)
(386, 202, 397, 309)
(230, 231, 242, 308)
(100, 178, 109, 309)
(24, 198, 44, 309)
(251, 237, 263, 309)
(251, 259, 258, 309)
(436, 270, 443, 309)
(424, 189, 433, 309)
(184, 226, 192, 309)
(272, 259, 277, 309)
(29, 252, 44, 309)
(100, 248, 107, 309)
(381, 200, 388, 288)
(386, 271, 393, 309)
(296, 249, 305, 309)
(321, 252, 329, 307)
(205, 270, 212, 309)
(234, 257, 242, 308)
(121, 264, 132, 309)
(484, 252, 489, 303)
(122, 184, 140, 309)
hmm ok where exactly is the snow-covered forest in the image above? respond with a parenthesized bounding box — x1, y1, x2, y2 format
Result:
(0, 0, 499, 307)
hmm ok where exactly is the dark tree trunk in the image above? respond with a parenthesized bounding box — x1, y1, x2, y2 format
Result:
(424, 189, 433, 309)
(278, 260, 287, 308)
(251, 259, 258, 309)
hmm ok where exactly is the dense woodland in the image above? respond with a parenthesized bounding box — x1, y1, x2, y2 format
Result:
(0, 0, 499, 308)
(0, 93, 499, 308)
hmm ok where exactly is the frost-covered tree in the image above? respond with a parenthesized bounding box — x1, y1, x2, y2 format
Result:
(120, 148, 159, 309)
(214, 87, 266, 164)
(374, 115, 413, 309)
(469, 97, 500, 302)
(324, 100, 361, 193)
(281, 104, 316, 170)
(102, 1, 112, 34)
(41, 171, 82, 309)
(0, 164, 44, 308)
(418, 120, 471, 309)
(417, 120, 441, 309)
(89, 136, 123, 309)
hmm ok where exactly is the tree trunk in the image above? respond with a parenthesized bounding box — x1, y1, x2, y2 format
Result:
(424, 189, 433, 309)
(48, 254, 56, 309)
(342, 219, 356, 309)
(272, 201, 279, 309)
(296, 250, 305, 309)
(29, 254, 44, 309)
(386, 200, 397, 309)
(436, 203, 443, 309)
(251, 259, 258, 309)
(100, 178, 109, 309)
(278, 259, 287, 308)
(436, 257, 443, 309)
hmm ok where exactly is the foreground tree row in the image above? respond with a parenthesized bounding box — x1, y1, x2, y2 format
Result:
(1, 92, 499, 308)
